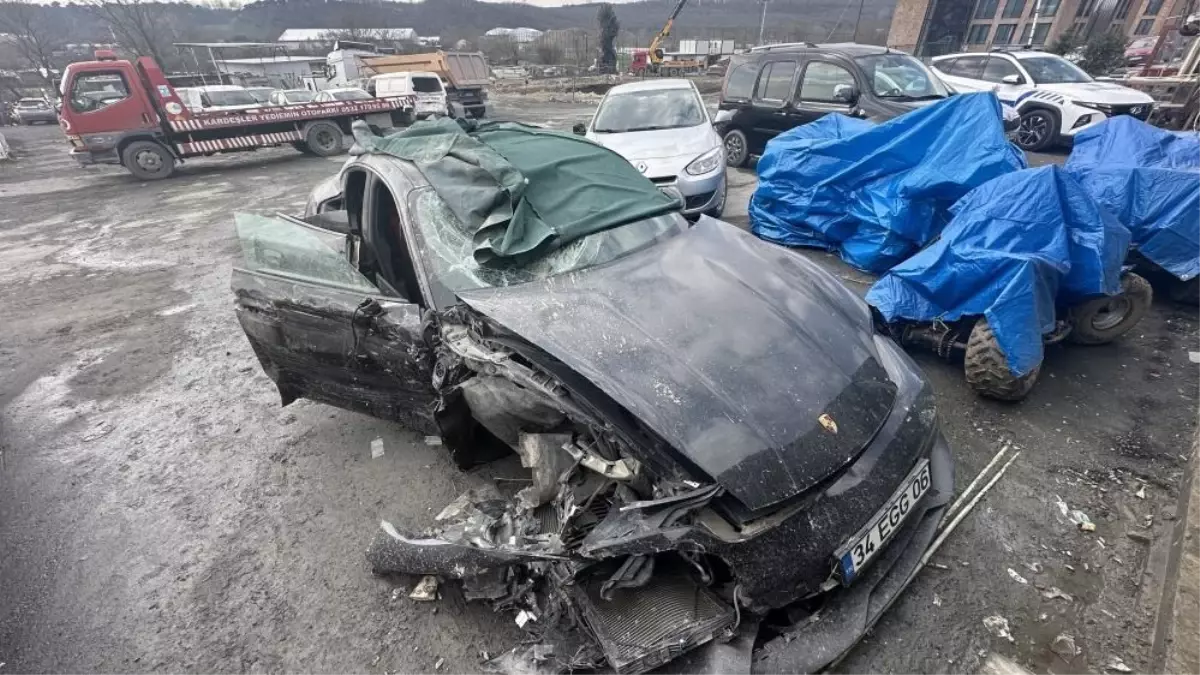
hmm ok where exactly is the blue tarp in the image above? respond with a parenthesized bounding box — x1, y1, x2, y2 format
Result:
(866, 166, 1130, 377)
(750, 92, 1027, 274)
(1065, 116, 1200, 282)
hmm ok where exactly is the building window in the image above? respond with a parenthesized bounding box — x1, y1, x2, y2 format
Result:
(994, 23, 1017, 43)
(1001, 0, 1026, 18)
(1134, 17, 1156, 33)
(1114, 0, 1132, 18)
(1143, 0, 1163, 14)
(1075, 0, 1094, 18)
(1040, 0, 1061, 15)
(1018, 21, 1052, 43)
(975, 0, 1000, 20)
(968, 23, 993, 43)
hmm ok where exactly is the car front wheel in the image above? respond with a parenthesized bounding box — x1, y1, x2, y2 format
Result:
(723, 129, 749, 168)
(1015, 109, 1059, 152)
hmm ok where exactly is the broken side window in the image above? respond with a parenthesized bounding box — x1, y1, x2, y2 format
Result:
(234, 212, 378, 293)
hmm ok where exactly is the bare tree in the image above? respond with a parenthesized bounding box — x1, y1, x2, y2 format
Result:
(86, 0, 175, 67)
(0, 2, 65, 90)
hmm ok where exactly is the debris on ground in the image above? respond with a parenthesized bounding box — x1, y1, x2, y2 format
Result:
(1127, 530, 1153, 544)
(424, 436, 442, 446)
(1007, 568, 1029, 584)
(434, 657, 444, 670)
(1050, 633, 1078, 660)
(1106, 656, 1133, 673)
(1021, 561, 1043, 574)
(409, 575, 438, 602)
(1054, 495, 1095, 531)
(931, 562, 950, 570)
(933, 593, 943, 606)
(391, 587, 405, 601)
(1041, 587, 1073, 601)
(1135, 485, 1146, 499)
(371, 438, 385, 459)
(983, 615, 1016, 643)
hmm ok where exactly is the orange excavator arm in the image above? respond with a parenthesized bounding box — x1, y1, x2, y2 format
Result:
(648, 0, 689, 68)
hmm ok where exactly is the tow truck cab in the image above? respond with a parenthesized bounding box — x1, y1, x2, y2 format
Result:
(58, 51, 182, 166)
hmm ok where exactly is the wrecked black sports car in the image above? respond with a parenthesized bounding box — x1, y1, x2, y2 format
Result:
(231, 120, 953, 673)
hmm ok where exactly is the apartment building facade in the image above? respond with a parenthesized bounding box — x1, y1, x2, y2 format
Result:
(889, 0, 1188, 55)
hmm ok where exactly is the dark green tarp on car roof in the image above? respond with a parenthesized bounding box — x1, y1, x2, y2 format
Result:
(350, 118, 681, 265)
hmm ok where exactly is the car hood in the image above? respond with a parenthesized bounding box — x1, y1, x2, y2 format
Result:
(587, 125, 718, 177)
(457, 217, 898, 512)
(1038, 81, 1155, 104)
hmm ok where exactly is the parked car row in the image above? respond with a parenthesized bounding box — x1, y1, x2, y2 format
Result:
(174, 74, 449, 120)
(710, 43, 1156, 161)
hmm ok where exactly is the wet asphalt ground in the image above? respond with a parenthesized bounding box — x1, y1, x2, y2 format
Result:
(0, 105, 1195, 674)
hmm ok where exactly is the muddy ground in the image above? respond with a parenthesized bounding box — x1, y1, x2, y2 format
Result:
(0, 103, 1195, 674)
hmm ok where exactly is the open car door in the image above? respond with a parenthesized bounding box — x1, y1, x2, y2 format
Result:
(231, 212, 438, 435)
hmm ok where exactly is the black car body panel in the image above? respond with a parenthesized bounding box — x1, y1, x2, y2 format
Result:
(458, 217, 896, 512)
(231, 149, 955, 675)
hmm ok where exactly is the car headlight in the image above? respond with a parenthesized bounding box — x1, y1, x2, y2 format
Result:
(685, 147, 723, 176)
(1072, 100, 1112, 112)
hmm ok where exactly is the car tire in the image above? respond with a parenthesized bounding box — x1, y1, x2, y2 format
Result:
(964, 318, 1041, 401)
(121, 140, 176, 181)
(303, 120, 345, 157)
(723, 129, 749, 168)
(1015, 109, 1059, 152)
(1067, 272, 1153, 345)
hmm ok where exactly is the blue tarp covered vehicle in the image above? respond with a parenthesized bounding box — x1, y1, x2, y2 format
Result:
(749, 92, 1026, 274)
(866, 166, 1149, 401)
(1064, 117, 1200, 300)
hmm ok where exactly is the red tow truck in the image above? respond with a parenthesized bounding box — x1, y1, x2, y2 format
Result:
(58, 51, 416, 180)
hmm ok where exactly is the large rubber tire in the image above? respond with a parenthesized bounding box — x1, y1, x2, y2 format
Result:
(723, 128, 749, 168)
(121, 140, 175, 180)
(1015, 109, 1059, 152)
(303, 121, 345, 157)
(292, 141, 315, 155)
(964, 319, 1041, 401)
(1168, 276, 1199, 305)
(1067, 272, 1152, 345)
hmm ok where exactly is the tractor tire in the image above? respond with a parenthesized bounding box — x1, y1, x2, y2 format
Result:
(1168, 276, 1199, 305)
(1015, 108, 1059, 152)
(120, 140, 176, 181)
(1067, 272, 1152, 345)
(723, 129, 749, 168)
(964, 319, 1041, 401)
(302, 120, 345, 157)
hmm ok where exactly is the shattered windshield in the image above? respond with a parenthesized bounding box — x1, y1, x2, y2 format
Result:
(1020, 56, 1092, 84)
(592, 88, 706, 133)
(856, 53, 949, 99)
(409, 188, 686, 307)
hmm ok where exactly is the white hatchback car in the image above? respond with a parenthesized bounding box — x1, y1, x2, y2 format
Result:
(576, 79, 726, 219)
(931, 50, 1154, 151)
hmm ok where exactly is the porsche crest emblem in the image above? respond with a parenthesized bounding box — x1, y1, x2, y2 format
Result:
(818, 413, 838, 434)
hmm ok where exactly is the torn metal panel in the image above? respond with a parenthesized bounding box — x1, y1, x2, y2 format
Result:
(232, 270, 438, 434)
(366, 520, 567, 577)
(515, 433, 575, 509)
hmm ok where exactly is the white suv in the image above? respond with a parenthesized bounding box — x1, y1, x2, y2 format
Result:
(931, 50, 1154, 151)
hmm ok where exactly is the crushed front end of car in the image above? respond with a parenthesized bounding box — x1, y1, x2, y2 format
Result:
(366, 218, 954, 674)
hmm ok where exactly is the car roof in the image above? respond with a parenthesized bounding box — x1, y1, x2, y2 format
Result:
(326, 87, 366, 92)
(197, 85, 247, 92)
(749, 41, 892, 57)
(933, 49, 1060, 61)
(606, 78, 693, 94)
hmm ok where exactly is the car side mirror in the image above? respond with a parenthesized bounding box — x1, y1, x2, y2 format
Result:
(833, 83, 860, 105)
(572, 122, 587, 135)
(1001, 74, 1023, 85)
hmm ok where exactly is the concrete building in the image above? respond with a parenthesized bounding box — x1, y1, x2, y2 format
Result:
(484, 27, 544, 43)
(213, 55, 326, 88)
(276, 28, 418, 49)
(888, 0, 1188, 55)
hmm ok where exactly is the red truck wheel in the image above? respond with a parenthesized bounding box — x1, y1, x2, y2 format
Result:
(303, 121, 345, 157)
(121, 140, 175, 180)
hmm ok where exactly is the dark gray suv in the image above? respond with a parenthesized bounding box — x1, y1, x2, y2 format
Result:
(716, 43, 955, 166)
